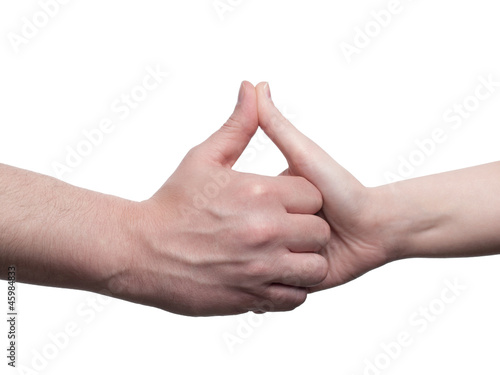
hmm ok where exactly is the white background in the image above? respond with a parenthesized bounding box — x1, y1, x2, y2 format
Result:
(1, 1, 500, 374)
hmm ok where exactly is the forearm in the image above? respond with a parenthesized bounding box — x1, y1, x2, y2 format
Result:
(379, 162, 500, 260)
(0, 163, 135, 293)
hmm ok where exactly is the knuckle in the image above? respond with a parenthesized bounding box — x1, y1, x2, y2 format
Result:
(305, 255, 328, 284)
(315, 256, 329, 283)
(282, 273, 302, 287)
(311, 187, 323, 210)
(269, 287, 307, 311)
(292, 176, 323, 210)
(224, 115, 240, 130)
(292, 289, 308, 309)
(295, 254, 328, 286)
(245, 218, 280, 247)
(245, 180, 273, 200)
(302, 180, 323, 208)
(318, 220, 331, 247)
(184, 145, 201, 162)
(252, 298, 276, 313)
(223, 115, 254, 140)
(279, 255, 303, 286)
(246, 260, 272, 279)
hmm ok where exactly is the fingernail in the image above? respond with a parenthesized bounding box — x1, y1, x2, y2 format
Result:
(264, 82, 272, 99)
(238, 81, 245, 103)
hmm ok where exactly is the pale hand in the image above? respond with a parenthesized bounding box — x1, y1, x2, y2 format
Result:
(256, 82, 394, 291)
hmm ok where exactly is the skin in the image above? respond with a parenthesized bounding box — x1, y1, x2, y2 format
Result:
(0, 81, 330, 317)
(255, 81, 500, 292)
(3, 80, 499, 317)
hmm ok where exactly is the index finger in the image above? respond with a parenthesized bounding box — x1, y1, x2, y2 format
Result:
(271, 175, 323, 214)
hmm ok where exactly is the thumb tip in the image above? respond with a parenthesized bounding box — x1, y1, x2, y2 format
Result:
(237, 81, 255, 104)
(256, 82, 272, 100)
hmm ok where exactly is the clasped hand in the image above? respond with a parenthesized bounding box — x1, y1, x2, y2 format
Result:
(111, 81, 393, 316)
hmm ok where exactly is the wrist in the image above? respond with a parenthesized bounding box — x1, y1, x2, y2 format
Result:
(371, 181, 446, 262)
(369, 184, 409, 262)
(99, 196, 178, 309)
(88, 194, 146, 297)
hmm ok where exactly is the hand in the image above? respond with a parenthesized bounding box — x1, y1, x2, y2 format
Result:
(256, 82, 395, 291)
(111, 82, 330, 316)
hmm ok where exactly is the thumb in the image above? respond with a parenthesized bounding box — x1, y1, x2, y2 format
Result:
(256, 82, 336, 190)
(200, 81, 258, 168)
